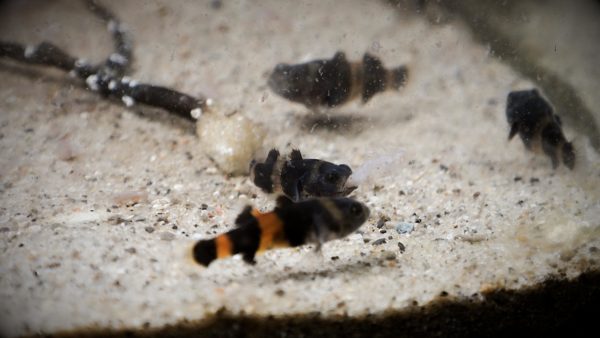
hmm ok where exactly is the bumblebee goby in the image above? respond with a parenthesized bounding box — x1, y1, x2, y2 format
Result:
(268, 51, 408, 110)
(250, 149, 356, 201)
(506, 89, 575, 169)
(192, 196, 370, 266)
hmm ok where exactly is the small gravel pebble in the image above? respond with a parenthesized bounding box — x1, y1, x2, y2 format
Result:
(144, 226, 155, 233)
(396, 222, 415, 234)
(376, 216, 390, 229)
(372, 238, 386, 246)
(159, 231, 175, 241)
(398, 242, 406, 253)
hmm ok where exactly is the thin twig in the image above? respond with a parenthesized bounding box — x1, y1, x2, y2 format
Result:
(0, 1, 207, 121)
(85, 0, 133, 78)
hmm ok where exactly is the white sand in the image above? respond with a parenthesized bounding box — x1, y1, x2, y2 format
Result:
(0, 0, 599, 336)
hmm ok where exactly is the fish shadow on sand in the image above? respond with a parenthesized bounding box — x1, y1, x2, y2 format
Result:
(298, 112, 373, 134)
(241, 255, 390, 285)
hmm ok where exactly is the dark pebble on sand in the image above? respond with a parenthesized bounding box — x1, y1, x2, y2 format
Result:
(376, 216, 390, 229)
(372, 238, 386, 246)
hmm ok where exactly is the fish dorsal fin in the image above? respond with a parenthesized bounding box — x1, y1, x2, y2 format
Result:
(266, 149, 280, 164)
(235, 205, 255, 227)
(363, 52, 383, 69)
(275, 195, 294, 210)
(250, 149, 280, 194)
(333, 51, 346, 62)
(361, 52, 387, 102)
(290, 149, 303, 162)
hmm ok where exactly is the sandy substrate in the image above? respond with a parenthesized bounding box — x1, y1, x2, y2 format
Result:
(1, 0, 599, 337)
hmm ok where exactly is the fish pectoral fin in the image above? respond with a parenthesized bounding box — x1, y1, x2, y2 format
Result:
(312, 214, 328, 251)
(242, 252, 257, 265)
(508, 123, 519, 140)
(276, 195, 294, 209)
(290, 149, 303, 162)
(291, 182, 303, 201)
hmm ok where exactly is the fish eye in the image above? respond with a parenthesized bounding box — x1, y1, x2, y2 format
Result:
(325, 172, 339, 183)
(349, 203, 363, 217)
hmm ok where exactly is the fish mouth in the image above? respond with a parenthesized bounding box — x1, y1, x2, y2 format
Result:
(338, 176, 358, 196)
(267, 72, 279, 89)
(363, 205, 371, 220)
(267, 66, 291, 94)
(340, 184, 357, 196)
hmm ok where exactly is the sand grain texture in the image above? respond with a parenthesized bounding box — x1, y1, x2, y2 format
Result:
(0, 0, 599, 336)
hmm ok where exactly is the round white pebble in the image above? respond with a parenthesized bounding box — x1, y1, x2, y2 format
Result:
(190, 108, 203, 119)
(196, 112, 265, 176)
(121, 96, 135, 107)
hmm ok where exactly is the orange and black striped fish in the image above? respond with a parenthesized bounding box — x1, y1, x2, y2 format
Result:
(192, 196, 370, 266)
(267, 51, 408, 110)
(506, 89, 575, 169)
(249, 149, 356, 202)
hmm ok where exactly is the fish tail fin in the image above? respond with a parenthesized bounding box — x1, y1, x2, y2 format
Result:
(192, 238, 218, 267)
(390, 65, 408, 90)
(192, 206, 263, 267)
(192, 230, 241, 266)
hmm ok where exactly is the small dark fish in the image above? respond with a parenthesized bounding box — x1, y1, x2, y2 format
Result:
(192, 195, 370, 266)
(250, 149, 356, 201)
(506, 89, 575, 169)
(268, 51, 408, 109)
